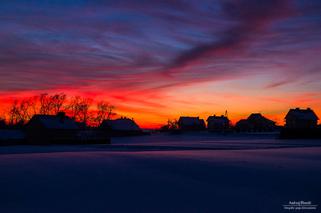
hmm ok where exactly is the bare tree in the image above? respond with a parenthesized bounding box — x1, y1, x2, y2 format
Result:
(2, 93, 116, 127)
(7, 97, 38, 125)
(106, 105, 115, 120)
(8, 100, 20, 125)
(67, 96, 92, 123)
(27, 96, 39, 116)
(18, 99, 32, 121)
(95, 101, 115, 125)
(39, 93, 51, 115)
(38, 93, 67, 115)
(78, 98, 92, 123)
(67, 96, 81, 120)
(50, 93, 67, 114)
(168, 119, 179, 130)
(160, 119, 179, 131)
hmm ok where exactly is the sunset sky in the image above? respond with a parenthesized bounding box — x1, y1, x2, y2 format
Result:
(1, 0, 321, 128)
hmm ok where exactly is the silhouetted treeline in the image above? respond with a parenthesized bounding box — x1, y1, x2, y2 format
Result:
(1, 93, 115, 127)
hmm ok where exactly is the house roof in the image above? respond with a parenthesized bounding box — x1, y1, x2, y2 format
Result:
(285, 108, 319, 120)
(207, 115, 229, 122)
(235, 119, 251, 126)
(178, 117, 203, 125)
(248, 113, 263, 120)
(247, 113, 275, 124)
(101, 118, 141, 131)
(28, 114, 79, 129)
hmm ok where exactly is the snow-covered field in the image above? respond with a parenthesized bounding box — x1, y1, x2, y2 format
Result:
(1, 133, 321, 213)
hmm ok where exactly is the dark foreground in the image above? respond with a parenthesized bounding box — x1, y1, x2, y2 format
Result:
(0, 133, 321, 213)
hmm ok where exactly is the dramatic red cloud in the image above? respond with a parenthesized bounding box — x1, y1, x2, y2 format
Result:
(1, 0, 321, 128)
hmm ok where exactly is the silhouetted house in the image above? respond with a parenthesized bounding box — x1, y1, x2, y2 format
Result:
(285, 108, 318, 129)
(235, 119, 252, 132)
(0, 119, 6, 129)
(178, 117, 205, 131)
(100, 118, 142, 135)
(26, 112, 79, 144)
(235, 113, 276, 132)
(76, 121, 87, 129)
(247, 113, 276, 131)
(207, 115, 230, 132)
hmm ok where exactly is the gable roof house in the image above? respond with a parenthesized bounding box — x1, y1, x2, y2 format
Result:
(285, 108, 318, 129)
(100, 118, 142, 135)
(28, 112, 78, 130)
(235, 113, 276, 132)
(207, 115, 230, 132)
(235, 119, 252, 132)
(247, 113, 276, 131)
(26, 112, 79, 144)
(178, 116, 206, 131)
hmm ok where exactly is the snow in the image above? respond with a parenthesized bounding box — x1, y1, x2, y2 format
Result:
(0, 133, 321, 213)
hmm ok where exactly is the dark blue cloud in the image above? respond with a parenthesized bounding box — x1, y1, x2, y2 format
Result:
(0, 0, 321, 93)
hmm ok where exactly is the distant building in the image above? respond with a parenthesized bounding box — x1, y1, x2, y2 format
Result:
(26, 112, 79, 143)
(235, 113, 276, 132)
(207, 115, 230, 131)
(178, 116, 205, 131)
(0, 119, 6, 129)
(247, 113, 276, 131)
(235, 119, 252, 132)
(27, 112, 78, 130)
(285, 108, 318, 129)
(100, 118, 142, 135)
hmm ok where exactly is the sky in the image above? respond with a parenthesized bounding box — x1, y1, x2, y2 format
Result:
(0, 0, 321, 128)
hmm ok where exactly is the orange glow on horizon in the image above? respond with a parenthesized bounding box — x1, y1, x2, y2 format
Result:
(1, 88, 320, 129)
